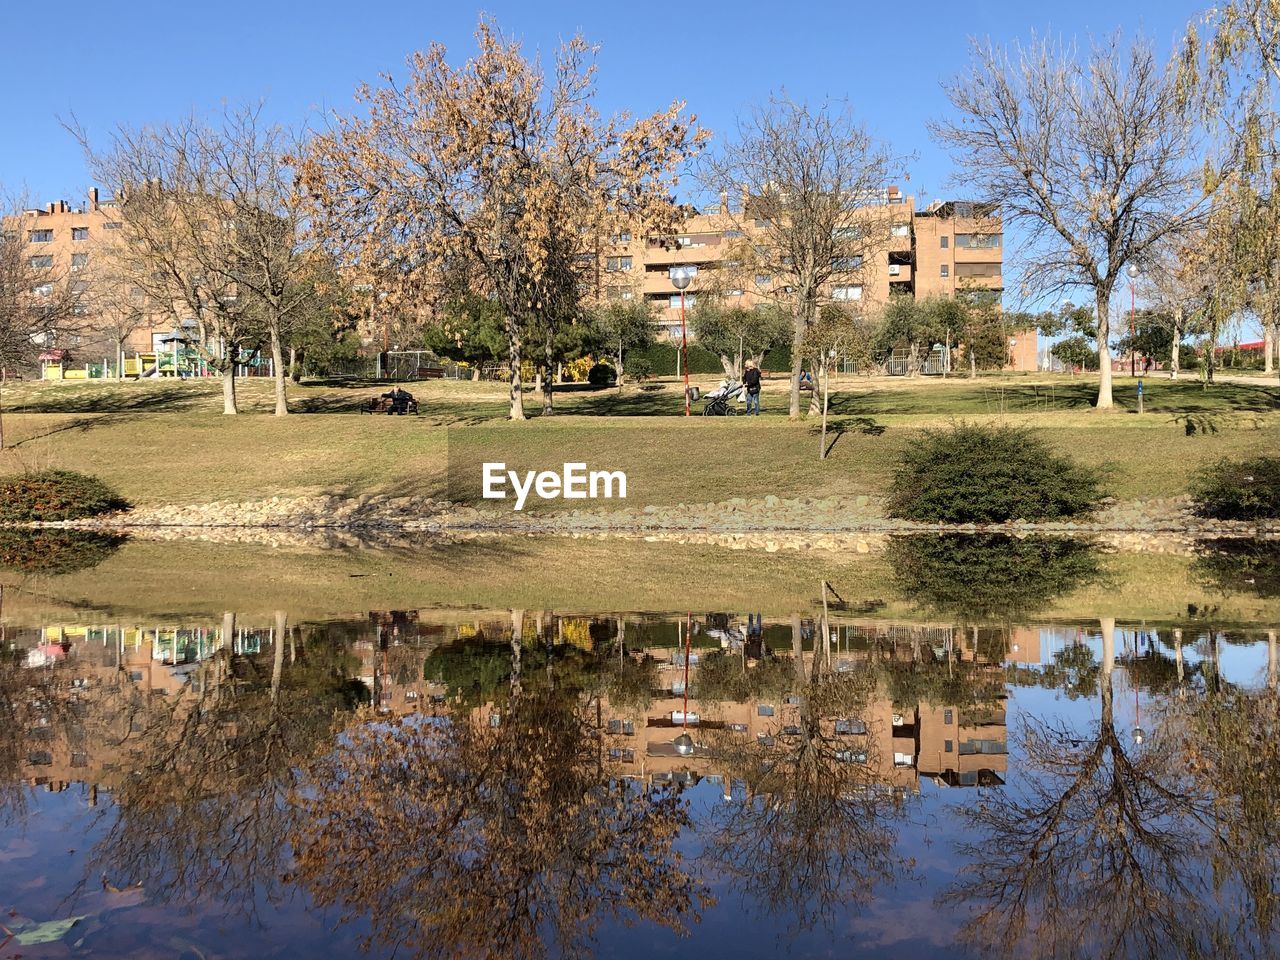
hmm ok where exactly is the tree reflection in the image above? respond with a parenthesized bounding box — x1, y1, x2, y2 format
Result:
(943, 619, 1224, 958)
(1169, 640, 1280, 951)
(289, 618, 708, 960)
(87, 612, 360, 920)
(700, 616, 914, 934)
(1192, 539, 1280, 598)
(887, 534, 1101, 622)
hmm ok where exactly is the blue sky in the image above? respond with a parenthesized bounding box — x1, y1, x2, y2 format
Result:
(1, 0, 1202, 204)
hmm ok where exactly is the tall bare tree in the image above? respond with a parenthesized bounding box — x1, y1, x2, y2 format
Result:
(296, 17, 705, 420)
(73, 118, 252, 414)
(930, 35, 1214, 409)
(699, 96, 903, 418)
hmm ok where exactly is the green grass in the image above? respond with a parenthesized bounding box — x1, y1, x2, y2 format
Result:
(1, 372, 1278, 508)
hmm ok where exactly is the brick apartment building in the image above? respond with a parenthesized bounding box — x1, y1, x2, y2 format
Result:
(10, 186, 1036, 374)
(596, 188, 1037, 372)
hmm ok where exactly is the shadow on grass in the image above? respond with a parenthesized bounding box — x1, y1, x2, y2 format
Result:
(6, 386, 206, 415)
(829, 380, 1280, 417)
(813, 416, 887, 458)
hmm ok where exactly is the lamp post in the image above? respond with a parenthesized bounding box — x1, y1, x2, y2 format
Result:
(673, 612, 694, 756)
(671, 268, 693, 416)
(1126, 264, 1139, 376)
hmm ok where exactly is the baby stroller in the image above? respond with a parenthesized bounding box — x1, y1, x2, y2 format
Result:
(702, 379, 743, 416)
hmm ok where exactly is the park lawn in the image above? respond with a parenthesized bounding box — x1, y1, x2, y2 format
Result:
(0, 372, 1277, 508)
(4, 534, 1277, 628)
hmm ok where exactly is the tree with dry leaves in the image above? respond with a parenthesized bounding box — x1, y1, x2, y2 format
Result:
(930, 35, 1215, 409)
(296, 18, 706, 420)
(699, 96, 904, 418)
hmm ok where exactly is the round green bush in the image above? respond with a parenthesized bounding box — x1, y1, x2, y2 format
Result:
(886, 424, 1106, 523)
(586, 363, 616, 386)
(0, 470, 130, 522)
(1189, 457, 1280, 521)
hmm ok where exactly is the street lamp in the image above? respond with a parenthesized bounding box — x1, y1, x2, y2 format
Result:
(1126, 264, 1140, 376)
(671, 267, 693, 416)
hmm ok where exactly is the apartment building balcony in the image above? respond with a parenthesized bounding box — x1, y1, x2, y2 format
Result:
(954, 243, 1002, 265)
(885, 263, 913, 284)
(641, 244, 723, 267)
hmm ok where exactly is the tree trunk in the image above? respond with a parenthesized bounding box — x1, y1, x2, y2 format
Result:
(221, 357, 238, 416)
(719, 354, 737, 379)
(507, 314, 524, 421)
(969, 347, 977, 379)
(271, 610, 287, 705)
(0, 369, 6, 451)
(1170, 309, 1182, 380)
(788, 311, 804, 419)
(270, 323, 288, 416)
(290, 346, 304, 384)
(1095, 286, 1114, 409)
(808, 366, 822, 416)
(1266, 323, 1275, 375)
(555, 362, 564, 384)
(617, 341, 624, 392)
(542, 368, 553, 415)
(471, 367, 481, 382)
(116, 341, 126, 379)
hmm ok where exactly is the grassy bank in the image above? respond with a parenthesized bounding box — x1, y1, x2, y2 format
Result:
(0, 373, 1276, 509)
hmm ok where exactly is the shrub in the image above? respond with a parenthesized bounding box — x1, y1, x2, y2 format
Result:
(586, 362, 616, 387)
(886, 424, 1106, 523)
(624, 358, 653, 382)
(0, 470, 130, 522)
(1189, 457, 1280, 521)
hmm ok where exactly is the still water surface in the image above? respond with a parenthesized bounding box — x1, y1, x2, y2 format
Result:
(0, 534, 1278, 959)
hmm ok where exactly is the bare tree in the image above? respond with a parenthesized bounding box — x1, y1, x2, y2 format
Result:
(72, 116, 252, 414)
(0, 193, 88, 448)
(700, 96, 904, 418)
(930, 35, 1214, 409)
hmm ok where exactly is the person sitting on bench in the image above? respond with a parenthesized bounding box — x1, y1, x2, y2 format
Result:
(381, 386, 414, 415)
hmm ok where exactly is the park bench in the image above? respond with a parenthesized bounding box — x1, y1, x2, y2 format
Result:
(363, 396, 419, 416)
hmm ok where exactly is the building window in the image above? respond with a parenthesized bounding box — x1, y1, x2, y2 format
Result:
(956, 233, 1002, 249)
(669, 264, 698, 279)
(668, 293, 696, 309)
(32, 283, 53, 296)
(940, 264, 950, 278)
(726, 288, 744, 297)
(29, 229, 53, 243)
(753, 218, 770, 228)
(71, 253, 89, 270)
(757, 704, 775, 717)
(29, 255, 53, 269)
(754, 274, 771, 287)
(724, 229, 743, 239)
(944, 709, 953, 724)
(611, 231, 632, 243)
(940, 236, 949, 249)
(891, 223, 910, 237)
(605, 256, 632, 272)
(834, 718, 867, 735)
(944, 739, 954, 753)
(104, 221, 122, 230)
(72, 227, 89, 241)
(832, 255, 863, 271)
(832, 285, 862, 301)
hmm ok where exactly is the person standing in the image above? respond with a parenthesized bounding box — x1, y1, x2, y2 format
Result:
(743, 360, 762, 415)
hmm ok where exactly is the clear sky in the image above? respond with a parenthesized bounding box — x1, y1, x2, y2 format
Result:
(1, 0, 1203, 204)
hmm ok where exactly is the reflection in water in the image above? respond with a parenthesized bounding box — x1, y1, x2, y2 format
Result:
(944, 619, 1220, 958)
(1193, 538, 1280, 598)
(886, 534, 1101, 621)
(0, 528, 126, 574)
(0, 599, 1276, 958)
(291, 616, 708, 960)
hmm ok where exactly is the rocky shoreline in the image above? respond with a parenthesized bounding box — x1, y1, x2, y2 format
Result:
(35, 493, 1280, 555)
